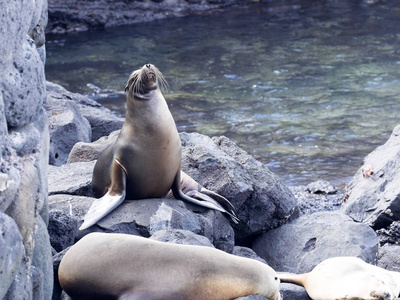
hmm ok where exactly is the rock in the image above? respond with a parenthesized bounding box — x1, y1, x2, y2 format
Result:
(289, 182, 342, 216)
(5, 159, 39, 259)
(46, 81, 124, 143)
(47, 0, 231, 33)
(377, 221, 400, 246)
(180, 133, 299, 244)
(48, 211, 78, 252)
(67, 130, 119, 163)
(1, 37, 45, 128)
(4, 258, 32, 300)
(232, 246, 266, 264)
(280, 283, 310, 300)
(253, 211, 379, 273)
(305, 180, 337, 195)
(342, 124, 400, 229)
(32, 216, 54, 300)
(377, 244, 400, 272)
(0, 212, 23, 299)
(150, 229, 214, 247)
(45, 89, 92, 166)
(52, 248, 70, 300)
(49, 194, 93, 222)
(48, 161, 95, 197)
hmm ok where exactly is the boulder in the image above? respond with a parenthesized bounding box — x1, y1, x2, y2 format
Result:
(1, 37, 45, 128)
(180, 133, 299, 244)
(341, 124, 400, 229)
(46, 81, 124, 143)
(253, 211, 379, 273)
(45, 89, 91, 166)
(0, 212, 23, 299)
(48, 210, 78, 252)
(48, 161, 95, 197)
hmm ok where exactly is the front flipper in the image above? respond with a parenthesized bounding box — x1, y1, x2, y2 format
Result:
(172, 170, 239, 224)
(79, 159, 127, 230)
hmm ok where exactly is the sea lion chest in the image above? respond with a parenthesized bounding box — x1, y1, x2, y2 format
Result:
(114, 91, 182, 199)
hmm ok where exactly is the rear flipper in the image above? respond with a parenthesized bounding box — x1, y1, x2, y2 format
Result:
(172, 170, 239, 224)
(79, 159, 126, 230)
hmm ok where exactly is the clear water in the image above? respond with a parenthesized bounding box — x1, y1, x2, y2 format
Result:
(45, 0, 400, 187)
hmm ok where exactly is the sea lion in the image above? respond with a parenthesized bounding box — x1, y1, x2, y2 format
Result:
(58, 232, 281, 300)
(79, 64, 238, 230)
(279, 256, 400, 300)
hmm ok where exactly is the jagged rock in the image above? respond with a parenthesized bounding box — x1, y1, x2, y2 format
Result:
(180, 133, 299, 244)
(0, 212, 23, 299)
(46, 82, 124, 143)
(48, 161, 95, 197)
(233, 246, 266, 264)
(377, 221, 400, 246)
(48, 211, 78, 253)
(341, 124, 400, 229)
(253, 211, 379, 274)
(45, 89, 91, 166)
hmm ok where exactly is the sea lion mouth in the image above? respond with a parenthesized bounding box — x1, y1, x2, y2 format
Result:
(125, 64, 168, 95)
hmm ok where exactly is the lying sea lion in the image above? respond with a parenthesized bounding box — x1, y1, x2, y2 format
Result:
(279, 256, 400, 300)
(79, 64, 238, 230)
(58, 232, 281, 300)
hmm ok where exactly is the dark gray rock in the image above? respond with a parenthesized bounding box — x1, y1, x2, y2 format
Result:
(150, 229, 214, 247)
(45, 92, 91, 166)
(377, 221, 400, 246)
(1, 37, 45, 128)
(67, 130, 119, 163)
(253, 211, 379, 274)
(95, 198, 234, 252)
(32, 216, 54, 300)
(234, 295, 269, 300)
(48, 161, 95, 197)
(48, 211, 78, 252)
(0, 212, 23, 299)
(342, 124, 400, 229)
(377, 244, 400, 272)
(49, 194, 94, 222)
(52, 248, 70, 300)
(233, 246, 266, 264)
(280, 283, 310, 300)
(181, 133, 299, 244)
(46, 82, 124, 143)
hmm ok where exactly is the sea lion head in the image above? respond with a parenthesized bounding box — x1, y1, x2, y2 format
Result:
(125, 64, 168, 96)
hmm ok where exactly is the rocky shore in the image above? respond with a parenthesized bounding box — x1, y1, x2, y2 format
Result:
(1, 1, 400, 299)
(45, 81, 400, 300)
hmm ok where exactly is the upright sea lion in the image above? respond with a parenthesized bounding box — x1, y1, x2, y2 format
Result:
(279, 256, 400, 300)
(58, 232, 281, 300)
(79, 64, 238, 230)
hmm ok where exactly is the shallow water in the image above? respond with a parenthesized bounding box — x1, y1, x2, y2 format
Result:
(45, 0, 400, 186)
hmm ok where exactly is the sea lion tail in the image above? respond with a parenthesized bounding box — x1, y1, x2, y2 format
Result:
(277, 272, 307, 287)
(186, 188, 240, 224)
